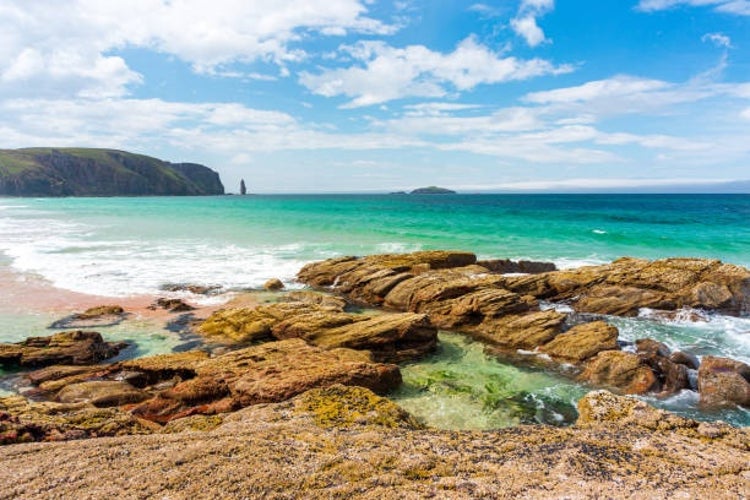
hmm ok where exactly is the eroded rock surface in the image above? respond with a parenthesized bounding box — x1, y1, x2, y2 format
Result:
(0, 331, 127, 369)
(0, 387, 747, 499)
(18, 339, 402, 425)
(698, 356, 750, 409)
(198, 296, 438, 363)
(49, 305, 127, 328)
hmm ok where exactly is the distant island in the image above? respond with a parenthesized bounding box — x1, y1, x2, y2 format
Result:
(0, 148, 224, 196)
(409, 186, 456, 195)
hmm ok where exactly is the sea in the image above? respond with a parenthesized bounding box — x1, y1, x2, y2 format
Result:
(1, 194, 749, 427)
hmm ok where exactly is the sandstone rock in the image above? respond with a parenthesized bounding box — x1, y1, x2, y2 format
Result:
(698, 356, 750, 408)
(199, 301, 437, 363)
(49, 305, 127, 328)
(129, 339, 402, 423)
(197, 304, 293, 343)
(263, 278, 284, 291)
(635, 339, 690, 395)
(56, 381, 149, 407)
(580, 351, 657, 394)
(470, 310, 567, 350)
(477, 259, 556, 274)
(0, 331, 128, 369)
(669, 350, 700, 370)
(278, 290, 348, 309)
(540, 321, 619, 362)
(504, 257, 750, 316)
(292, 384, 422, 430)
(161, 283, 222, 295)
(150, 298, 195, 312)
(2, 387, 749, 497)
(288, 312, 437, 363)
(0, 395, 155, 444)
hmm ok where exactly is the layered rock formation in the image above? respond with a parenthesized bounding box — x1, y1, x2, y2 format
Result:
(198, 293, 438, 363)
(0, 386, 747, 498)
(0, 148, 224, 196)
(0, 330, 127, 369)
(298, 251, 750, 407)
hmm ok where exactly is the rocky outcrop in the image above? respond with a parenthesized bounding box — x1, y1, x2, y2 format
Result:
(0, 387, 747, 498)
(198, 297, 438, 363)
(501, 257, 750, 316)
(0, 331, 127, 369)
(0, 148, 224, 196)
(298, 251, 750, 399)
(698, 356, 750, 408)
(18, 339, 402, 425)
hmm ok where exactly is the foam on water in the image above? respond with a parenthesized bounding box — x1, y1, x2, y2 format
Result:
(610, 309, 750, 365)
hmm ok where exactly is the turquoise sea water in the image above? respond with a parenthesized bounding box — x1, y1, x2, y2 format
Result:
(1, 194, 749, 425)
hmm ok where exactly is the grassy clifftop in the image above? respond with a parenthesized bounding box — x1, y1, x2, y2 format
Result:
(0, 148, 224, 196)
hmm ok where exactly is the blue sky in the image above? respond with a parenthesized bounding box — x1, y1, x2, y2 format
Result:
(1, 0, 749, 192)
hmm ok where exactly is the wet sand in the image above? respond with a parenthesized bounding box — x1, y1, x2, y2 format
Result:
(0, 265, 261, 332)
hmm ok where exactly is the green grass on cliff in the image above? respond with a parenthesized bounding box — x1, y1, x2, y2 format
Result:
(0, 148, 223, 196)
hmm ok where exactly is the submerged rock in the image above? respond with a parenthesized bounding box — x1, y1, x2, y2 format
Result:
(698, 356, 750, 408)
(0, 331, 127, 369)
(149, 298, 195, 312)
(49, 305, 127, 328)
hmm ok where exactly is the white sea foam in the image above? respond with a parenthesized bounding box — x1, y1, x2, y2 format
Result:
(0, 208, 315, 299)
(612, 309, 750, 365)
(553, 257, 608, 270)
(592, 229, 607, 235)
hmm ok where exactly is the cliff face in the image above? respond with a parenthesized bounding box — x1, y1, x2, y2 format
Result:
(0, 148, 224, 196)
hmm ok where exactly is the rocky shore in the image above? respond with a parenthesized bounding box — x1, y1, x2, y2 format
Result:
(1, 250, 749, 497)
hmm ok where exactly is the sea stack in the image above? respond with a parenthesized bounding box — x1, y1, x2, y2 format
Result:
(240, 179, 247, 195)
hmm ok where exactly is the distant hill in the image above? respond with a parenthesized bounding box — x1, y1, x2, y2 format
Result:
(0, 148, 224, 196)
(410, 186, 456, 194)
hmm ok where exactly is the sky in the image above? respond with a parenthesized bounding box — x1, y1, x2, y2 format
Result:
(1, 0, 749, 193)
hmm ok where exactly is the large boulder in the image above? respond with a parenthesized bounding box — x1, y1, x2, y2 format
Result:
(540, 321, 619, 362)
(579, 351, 658, 394)
(698, 356, 750, 408)
(0, 331, 128, 369)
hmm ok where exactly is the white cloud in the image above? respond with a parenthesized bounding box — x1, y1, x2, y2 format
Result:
(300, 36, 572, 107)
(511, 0, 555, 47)
(637, 0, 750, 15)
(524, 76, 672, 104)
(741, 107, 750, 119)
(702, 32, 733, 48)
(0, 0, 393, 98)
